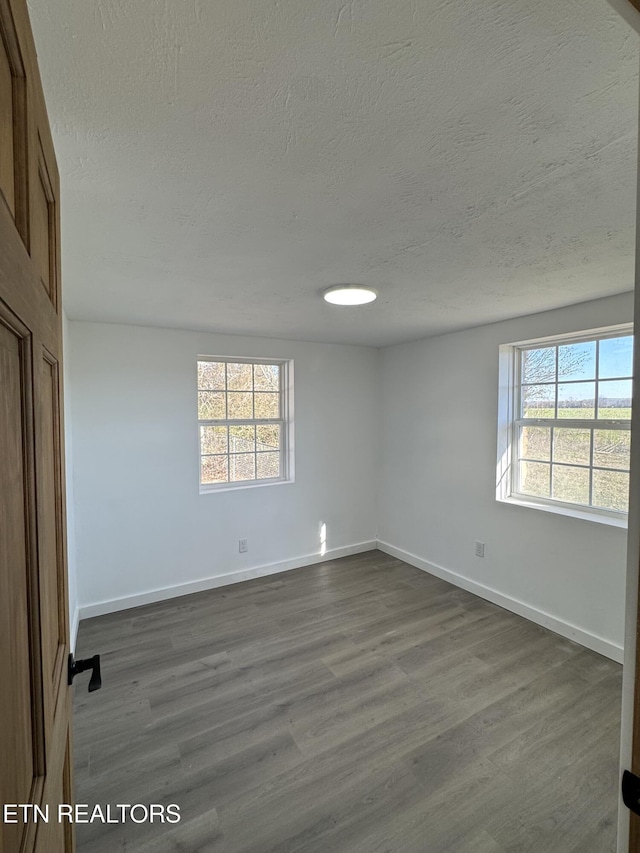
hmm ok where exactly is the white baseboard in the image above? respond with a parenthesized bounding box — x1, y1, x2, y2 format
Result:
(377, 540, 624, 664)
(78, 541, 377, 621)
(70, 606, 80, 652)
(76, 538, 624, 664)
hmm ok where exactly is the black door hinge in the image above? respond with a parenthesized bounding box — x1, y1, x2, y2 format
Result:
(622, 770, 640, 816)
(68, 653, 102, 693)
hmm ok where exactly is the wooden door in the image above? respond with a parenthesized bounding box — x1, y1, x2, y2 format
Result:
(0, 1, 73, 851)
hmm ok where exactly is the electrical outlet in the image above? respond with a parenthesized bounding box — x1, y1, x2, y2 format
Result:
(475, 541, 485, 558)
(239, 539, 248, 553)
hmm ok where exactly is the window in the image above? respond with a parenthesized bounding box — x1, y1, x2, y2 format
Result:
(497, 326, 633, 523)
(197, 357, 293, 490)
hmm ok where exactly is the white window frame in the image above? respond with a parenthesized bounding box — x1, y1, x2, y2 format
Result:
(496, 323, 632, 528)
(197, 356, 294, 493)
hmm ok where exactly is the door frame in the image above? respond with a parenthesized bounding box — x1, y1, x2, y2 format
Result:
(606, 3, 640, 851)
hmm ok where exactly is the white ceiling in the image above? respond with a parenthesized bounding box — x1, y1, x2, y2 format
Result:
(28, 0, 638, 347)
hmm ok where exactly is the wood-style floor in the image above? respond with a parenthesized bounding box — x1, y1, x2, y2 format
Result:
(73, 551, 622, 852)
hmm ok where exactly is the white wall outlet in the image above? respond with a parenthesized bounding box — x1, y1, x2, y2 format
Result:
(239, 538, 248, 553)
(475, 541, 485, 558)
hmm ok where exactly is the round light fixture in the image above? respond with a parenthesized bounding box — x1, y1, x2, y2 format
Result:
(323, 285, 377, 306)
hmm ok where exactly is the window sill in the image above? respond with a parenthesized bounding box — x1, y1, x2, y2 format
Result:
(497, 495, 627, 529)
(200, 477, 294, 495)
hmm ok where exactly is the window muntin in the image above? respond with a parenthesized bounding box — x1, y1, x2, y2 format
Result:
(197, 358, 291, 489)
(513, 331, 633, 516)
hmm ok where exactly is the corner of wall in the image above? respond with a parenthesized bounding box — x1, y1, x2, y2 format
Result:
(376, 540, 624, 663)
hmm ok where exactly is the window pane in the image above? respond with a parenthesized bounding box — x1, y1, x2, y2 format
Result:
(254, 392, 280, 419)
(227, 362, 253, 391)
(227, 392, 253, 419)
(229, 453, 256, 482)
(557, 341, 596, 382)
(519, 426, 550, 461)
(593, 469, 629, 512)
(552, 428, 591, 466)
(519, 461, 550, 498)
(198, 391, 226, 419)
(593, 429, 631, 471)
(597, 379, 632, 420)
(257, 423, 281, 451)
(254, 363, 280, 391)
(599, 336, 633, 379)
(552, 465, 590, 505)
(522, 385, 555, 418)
(522, 347, 556, 384)
(201, 455, 228, 484)
(200, 425, 227, 455)
(257, 452, 281, 479)
(229, 424, 256, 453)
(557, 382, 595, 419)
(197, 361, 225, 390)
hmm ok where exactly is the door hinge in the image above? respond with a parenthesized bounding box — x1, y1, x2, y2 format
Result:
(68, 653, 102, 693)
(622, 770, 640, 815)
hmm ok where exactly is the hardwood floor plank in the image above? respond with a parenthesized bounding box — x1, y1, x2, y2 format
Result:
(73, 550, 621, 852)
(488, 670, 621, 774)
(324, 754, 514, 853)
(226, 759, 425, 853)
(485, 719, 621, 852)
(136, 809, 225, 853)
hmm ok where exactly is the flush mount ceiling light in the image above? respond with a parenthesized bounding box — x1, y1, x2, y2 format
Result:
(323, 285, 377, 306)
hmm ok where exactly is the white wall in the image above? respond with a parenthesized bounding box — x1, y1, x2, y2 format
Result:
(67, 322, 378, 615)
(67, 295, 632, 659)
(378, 292, 633, 661)
(62, 312, 79, 649)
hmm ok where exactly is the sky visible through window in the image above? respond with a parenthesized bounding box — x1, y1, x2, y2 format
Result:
(522, 335, 633, 416)
(517, 333, 633, 514)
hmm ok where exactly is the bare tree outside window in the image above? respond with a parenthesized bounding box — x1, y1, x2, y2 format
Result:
(197, 358, 292, 488)
(514, 333, 632, 515)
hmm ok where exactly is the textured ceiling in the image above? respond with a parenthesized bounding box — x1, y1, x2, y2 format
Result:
(28, 0, 638, 347)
